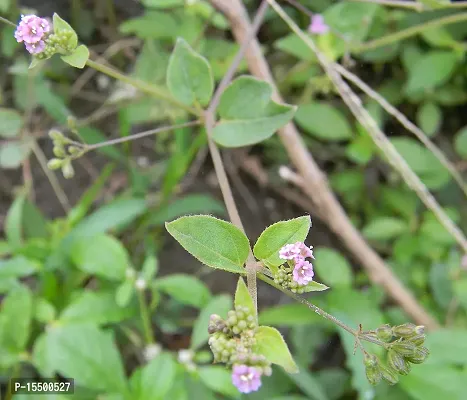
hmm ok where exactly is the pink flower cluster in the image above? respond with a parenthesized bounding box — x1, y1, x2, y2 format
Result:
(279, 242, 315, 285)
(14, 15, 50, 54)
(308, 14, 329, 35)
(232, 365, 262, 393)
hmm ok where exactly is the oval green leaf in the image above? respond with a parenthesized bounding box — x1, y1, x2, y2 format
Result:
(61, 45, 89, 69)
(165, 215, 250, 273)
(253, 216, 311, 267)
(234, 277, 255, 316)
(253, 326, 299, 373)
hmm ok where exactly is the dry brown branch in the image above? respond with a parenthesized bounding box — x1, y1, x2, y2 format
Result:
(210, 0, 439, 329)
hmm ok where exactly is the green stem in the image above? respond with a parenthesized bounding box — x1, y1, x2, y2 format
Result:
(83, 120, 200, 151)
(258, 274, 389, 348)
(105, 0, 118, 29)
(85, 59, 201, 117)
(353, 12, 467, 53)
(0, 15, 16, 27)
(137, 289, 154, 345)
(350, 0, 467, 10)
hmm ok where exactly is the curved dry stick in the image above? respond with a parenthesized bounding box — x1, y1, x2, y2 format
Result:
(209, 0, 439, 329)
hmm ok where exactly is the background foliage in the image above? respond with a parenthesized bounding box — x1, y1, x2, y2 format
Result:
(1, 0, 467, 399)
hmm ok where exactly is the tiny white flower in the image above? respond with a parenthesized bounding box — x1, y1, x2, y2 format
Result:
(143, 344, 161, 361)
(135, 278, 147, 290)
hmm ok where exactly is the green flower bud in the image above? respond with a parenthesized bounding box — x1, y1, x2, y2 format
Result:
(406, 346, 429, 364)
(61, 161, 75, 179)
(376, 324, 393, 342)
(380, 365, 399, 385)
(387, 350, 411, 375)
(363, 354, 378, 368)
(408, 333, 426, 346)
(391, 340, 417, 356)
(47, 158, 63, 170)
(49, 129, 64, 141)
(53, 145, 66, 158)
(68, 146, 81, 155)
(365, 365, 382, 386)
(393, 323, 417, 338)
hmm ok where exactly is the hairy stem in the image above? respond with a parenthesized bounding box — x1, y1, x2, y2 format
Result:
(0, 15, 16, 27)
(137, 290, 155, 345)
(83, 120, 201, 151)
(85, 59, 200, 117)
(354, 12, 467, 53)
(350, 0, 467, 10)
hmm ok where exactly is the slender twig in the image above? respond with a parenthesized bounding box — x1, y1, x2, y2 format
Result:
(282, 0, 314, 18)
(204, 0, 270, 313)
(333, 64, 467, 199)
(0, 15, 16, 27)
(31, 141, 70, 211)
(268, 0, 467, 255)
(354, 12, 467, 53)
(85, 59, 201, 116)
(83, 120, 201, 151)
(137, 290, 155, 344)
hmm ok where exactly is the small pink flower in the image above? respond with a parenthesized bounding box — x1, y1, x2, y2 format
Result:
(25, 40, 46, 54)
(232, 365, 262, 394)
(293, 259, 314, 285)
(308, 14, 329, 35)
(279, 242, 313, 261)
(15, 15, 50, 44)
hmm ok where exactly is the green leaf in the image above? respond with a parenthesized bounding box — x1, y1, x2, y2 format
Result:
(142, 0, 184, 7)
(295, 103, 353, 141)
(154, 274, 211, 308)
(132, 352, 177, 400)
(191, 294, 232, 350)
(116, 280, 134, 307)
(259, 303, 324, 327)
(0, 141, 30, 169)
(253, 326, 298, 373)
(299, 281, 330, 293)
(313, 248, 352, 287)
(150, 194, 226, 225)
(167, 38, 213, 107)
(405, 51, 458, 95)
(416, 102, 442, 137)
(70, 235, 130, 281)
(69, 198, 147, 238)
(52, 13, 78, 49)
(34, 298, 56, 323)
(60, 291, 135, 325)
(212, 76, 296, 147)
(424, 329, 467, 365)
(253, 216, 311, 267)
(0, 284, 33, 353)
(46, 323, 128, 393)
(142, 255, 158, 281)
(0, 256, 39, 280)
(362, 217, 409, 241)
(287, 366, 329, 400)
(5, 193, 26, 248)
(61, 45, 89, 68)
(0, 108, 22, 138)
(198, 366, 239, 398)
(390, 137, 450, 189)
(234, 277, 255, 316)
(165, 215, 250, 273)
(454, 125, 467, 159)
(119, 11, 177, 39)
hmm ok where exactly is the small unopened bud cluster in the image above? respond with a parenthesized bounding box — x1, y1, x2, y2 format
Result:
(208, 307, 271, 393)
(275, 242, 315, 293)
(47, 129, 85, 179)
(37, 31, 76, 60)
(363, 323, 429, 386)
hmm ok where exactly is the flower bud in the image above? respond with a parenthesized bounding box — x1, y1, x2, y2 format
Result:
(208, 314, 226, 334)
(376, 324, 393, 342)
(405, 346, 429, 364)
(380, 365, 399, 385)
(61, 161, 74, 179)
(49, 129, 64, 142)
(47, 158, 63, 170)
(68, 146, 81, 155)
(53, 145, 65, 158)
(363, 353, 378, 368)
(392, 323, 417, 338)
(408, 333, 426, 346)
(365, 365, 382, 386)
(387, 350, 411, 375)
(391, 340, 416, 356)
